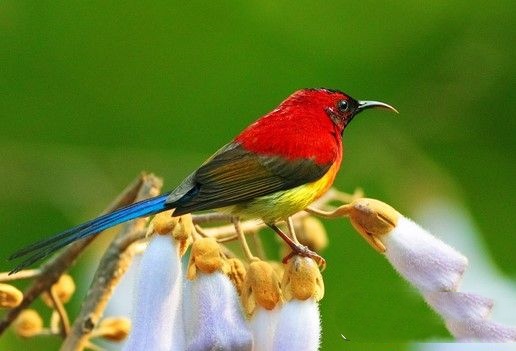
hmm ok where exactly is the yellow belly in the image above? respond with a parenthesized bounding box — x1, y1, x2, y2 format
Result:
(222, 162, 339, 223)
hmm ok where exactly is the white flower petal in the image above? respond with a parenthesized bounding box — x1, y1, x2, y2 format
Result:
(183, 272, 252, 351)
(446, 318, 516, 342)
(124, 235, 185, 351)
(415, 200, 516, 326)
(423, 291, 493, 321)
(383, 216, 468, 291)
(272, 299, 320, 351)
(248, 307, 280, 351)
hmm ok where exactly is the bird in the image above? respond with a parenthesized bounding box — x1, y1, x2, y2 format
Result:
(9, 88, 397, 274)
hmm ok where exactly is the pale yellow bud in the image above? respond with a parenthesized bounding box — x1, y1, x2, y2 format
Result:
(172, 214, 193, 256)
(242, 261, 282, 315)
(95, 317, 131, 342)
(294, 216, 328, 252)
(150, 210, 192, 255)
(348, 198, 401, 252)
(282, 256, 324, 302)
(42, 274, 76, 307)
(13, 309, 43, 338)
(172, 214, 193, 240)
(226, 258, 247, 296)
(152, 210, 179, 234)
(187, 237, 227, 280)
(0, 283, 23, 308)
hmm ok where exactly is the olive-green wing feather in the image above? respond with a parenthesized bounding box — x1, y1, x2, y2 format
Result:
(167, 142, 331, 215)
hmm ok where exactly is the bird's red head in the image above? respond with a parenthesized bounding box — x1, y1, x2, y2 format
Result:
(279, 88, 397, 133)
(235, 88, 397, 165)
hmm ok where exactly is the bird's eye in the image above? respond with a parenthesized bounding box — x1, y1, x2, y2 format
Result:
(337, 100, 349, 112)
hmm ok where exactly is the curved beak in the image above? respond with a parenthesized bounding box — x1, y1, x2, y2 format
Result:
(357, 100, 398, 114)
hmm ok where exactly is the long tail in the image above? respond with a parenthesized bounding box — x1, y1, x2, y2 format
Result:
(9, 192, 173, 274)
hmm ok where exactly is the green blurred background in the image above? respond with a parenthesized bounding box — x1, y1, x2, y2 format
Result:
(0, 1, 514, 350)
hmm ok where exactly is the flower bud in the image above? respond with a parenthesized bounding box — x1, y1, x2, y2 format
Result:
(282, 256, 324, 302)
(172, 214, 193, 256)
(42, 274, 76, 307)
(13, 309, 43, 338)
(244, 261, 283, 350)
(348, 198, 400, 252)
(150, 210, 192, 255)
(0, 283, 23, 308)
(187, 237, 227, 280)
(294, 217, 328, 252)
(172, 214, 193, 240)
(242, 261, 282, 315)
(151, 210, 179, 234)
(226, 258, 247, 296)
(96, 317, 131, 342)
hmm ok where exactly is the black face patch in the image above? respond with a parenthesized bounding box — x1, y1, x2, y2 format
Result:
(324, 107, 342, 127)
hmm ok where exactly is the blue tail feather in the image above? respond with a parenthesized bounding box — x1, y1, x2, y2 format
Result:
(9, 192, 172, 274)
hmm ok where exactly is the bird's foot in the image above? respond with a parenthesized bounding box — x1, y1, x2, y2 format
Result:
(267, 222, 326, 270)
(282, 244, 326, 270)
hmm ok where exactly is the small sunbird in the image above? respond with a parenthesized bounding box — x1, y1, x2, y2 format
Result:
(9, 88, 397, 273)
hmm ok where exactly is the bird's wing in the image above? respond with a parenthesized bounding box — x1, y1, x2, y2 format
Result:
(166, 142, 331, 215)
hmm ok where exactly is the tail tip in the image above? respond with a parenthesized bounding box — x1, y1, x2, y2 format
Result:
(8, 266, 22, 276)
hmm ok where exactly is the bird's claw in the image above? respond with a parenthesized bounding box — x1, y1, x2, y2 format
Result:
(282, 244, 326, 270)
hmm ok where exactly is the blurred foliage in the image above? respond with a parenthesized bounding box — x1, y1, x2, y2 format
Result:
(0, 0, 514, 349)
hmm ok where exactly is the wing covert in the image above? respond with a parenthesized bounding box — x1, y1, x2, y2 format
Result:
(167, 142, 331, 215)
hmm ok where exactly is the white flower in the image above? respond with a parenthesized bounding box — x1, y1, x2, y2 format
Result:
(446, 319, 516, 342)
(248, 307, 280, 351)
(346, 198, 468, 291)
(423, 292, 493, 321)
(183, 237, 253, 351)
(271, 256, 323, 351)
(123, 234, 185, 351)
(383, 216, 468, 292)
(242, 260, 283, 351)
(346, 198, 516, 343)
(272, 299, 321, 351)
(183, 271, 252, 351)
